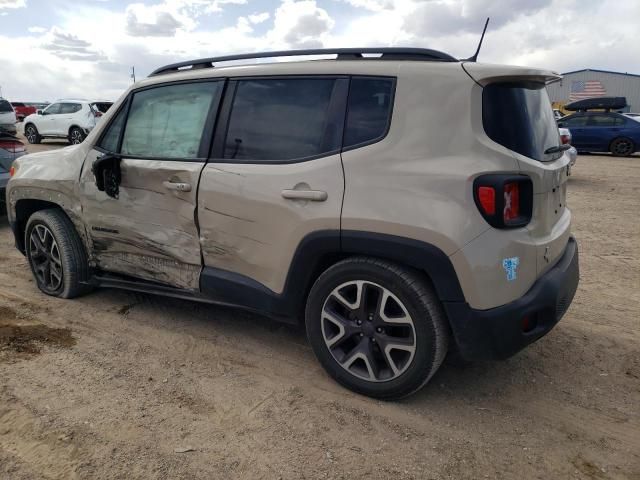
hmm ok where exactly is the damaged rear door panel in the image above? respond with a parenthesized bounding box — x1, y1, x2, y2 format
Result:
(198, 77, 347, 294)
(79, 80, 224, 290)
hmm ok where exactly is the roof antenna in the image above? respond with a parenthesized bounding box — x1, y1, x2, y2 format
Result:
(466, 17, 490, 62)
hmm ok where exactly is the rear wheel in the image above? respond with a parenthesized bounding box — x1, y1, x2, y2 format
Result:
(69, 127, 85, 145)
(305, 257, 448, 399)
(25, 209, 92, 298)
(24, 124, 41, 144)
(609, 137, 635, 157)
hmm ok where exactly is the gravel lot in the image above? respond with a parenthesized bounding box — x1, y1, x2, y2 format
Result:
(1, 138, 639, 479)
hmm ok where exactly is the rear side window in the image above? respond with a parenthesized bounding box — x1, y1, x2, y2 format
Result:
(0, 100, 13, 113)
(121, 82, 222, 159)
(344, 77, 394, 148)
(223, 78, 338, 161)
(483, 82, 561, 161)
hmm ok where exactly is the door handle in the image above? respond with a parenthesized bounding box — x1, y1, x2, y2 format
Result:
(163, 180, 192, 192)
(281, 189, 328, 201)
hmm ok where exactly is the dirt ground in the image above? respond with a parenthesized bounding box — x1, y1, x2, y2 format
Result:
(0, 142, 638, 479)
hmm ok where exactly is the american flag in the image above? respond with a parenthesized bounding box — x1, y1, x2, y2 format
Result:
(569, 80, 607, 100)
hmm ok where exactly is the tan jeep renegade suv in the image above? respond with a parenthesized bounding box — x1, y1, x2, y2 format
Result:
(6, 48, 579, 399)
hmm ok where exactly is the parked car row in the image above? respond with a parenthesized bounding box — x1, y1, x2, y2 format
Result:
(23, 99, 113, 145)
(558, 111, 640, 156)
(0, 130, 26, 204)
(0, 97, 112, 145)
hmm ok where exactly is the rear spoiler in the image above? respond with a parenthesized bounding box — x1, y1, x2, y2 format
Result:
(462, 62, 561, 86)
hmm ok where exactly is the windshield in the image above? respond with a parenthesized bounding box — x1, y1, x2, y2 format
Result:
(482, 82, 562, 162)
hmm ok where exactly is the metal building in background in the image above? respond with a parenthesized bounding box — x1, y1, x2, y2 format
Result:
(547, 69, 640, 113)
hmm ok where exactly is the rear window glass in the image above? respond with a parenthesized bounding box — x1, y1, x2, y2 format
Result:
(223, 78, 338, 162)
(483, 82, 561, 161)
(344, 77, 394, 149)
(0, 100, 13, 113)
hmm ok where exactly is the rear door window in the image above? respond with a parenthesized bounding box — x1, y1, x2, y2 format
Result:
(223, 78, 339, 162)
(561, 116, 589, 127)
(588, 115, 615, 127)
(483, 82, 561, 161)
(343, 77, 394, 149)
(120, 81, 222, 159)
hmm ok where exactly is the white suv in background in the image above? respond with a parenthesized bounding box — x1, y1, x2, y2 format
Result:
(23, 99, 113, 145)
(0, 98, 18, 134)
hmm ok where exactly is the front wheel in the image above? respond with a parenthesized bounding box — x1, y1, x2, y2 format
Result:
(24, 124, 41, 144)
(69, 127, 85, 145)
(609, 137, 635, 157)
(305, 257, 449, 399)
(25, 209, 93, 298)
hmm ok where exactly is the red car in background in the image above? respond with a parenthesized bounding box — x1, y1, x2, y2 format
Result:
(10, 102, 37, 121)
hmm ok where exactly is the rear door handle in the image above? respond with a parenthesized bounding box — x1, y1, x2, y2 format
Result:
(163, 181, 192, 192)
(281, 189, 328, 201)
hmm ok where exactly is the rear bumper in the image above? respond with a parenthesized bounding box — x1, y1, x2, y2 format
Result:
(444, 236, 579, 361)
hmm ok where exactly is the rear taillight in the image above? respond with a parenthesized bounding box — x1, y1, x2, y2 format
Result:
(473, 175, 533, 228)
(93, 111, 102, 118)
(560, 133, 571, 145)
(0, 140, 25, 154)
(477, 186, 496, 215)
(9, 165, 16, 177)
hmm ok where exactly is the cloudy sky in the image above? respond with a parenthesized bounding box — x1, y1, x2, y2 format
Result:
(0, 0, 638, 102)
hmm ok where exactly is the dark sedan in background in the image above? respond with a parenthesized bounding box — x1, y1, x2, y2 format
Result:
(558, 111, 640, 156)
(0, 130, 26, 208)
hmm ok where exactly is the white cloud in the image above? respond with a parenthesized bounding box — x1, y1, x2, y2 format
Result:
(0, 0, 639, 103)
(0, 0, 26, 9)
(269, 0, 334, 48)
(248, 11, 270, 24)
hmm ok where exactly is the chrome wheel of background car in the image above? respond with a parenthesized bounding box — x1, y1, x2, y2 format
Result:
(610, 137, 634, 157)
(25, 126, 37, 144)
(321, 280, 416, 382)
(70, 128, 84, 145)
(29, 225, 63, 293)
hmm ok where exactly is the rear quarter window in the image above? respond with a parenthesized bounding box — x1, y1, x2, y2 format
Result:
(0, 100, 13, 113)
(483, 82, 561, 161)
(343, 77, 395, 149)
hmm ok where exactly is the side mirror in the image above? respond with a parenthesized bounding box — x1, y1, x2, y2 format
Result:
(37, 110, 43, 115)
(92, 153, 122, 199)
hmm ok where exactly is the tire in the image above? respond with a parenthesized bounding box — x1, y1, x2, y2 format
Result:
(305, 257, 449, 399)
(69, 127, 85, 145)
(24, 124, 41, 144)
(609, 137, 635, 157)
(25, 209, 93, 299)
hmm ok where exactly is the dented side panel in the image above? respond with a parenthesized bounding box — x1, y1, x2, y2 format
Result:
(78, 149, 204, 290)
(198, 155, 344, 294)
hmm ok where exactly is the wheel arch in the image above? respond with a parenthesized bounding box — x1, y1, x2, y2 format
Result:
(11, 196, 88, 256)
(608, 135, 636, 153)
(199, 230, 465, 324)
(68, 125, 85, 137)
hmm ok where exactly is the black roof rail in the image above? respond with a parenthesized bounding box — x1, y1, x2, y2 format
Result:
(149, 48, 458, 76)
